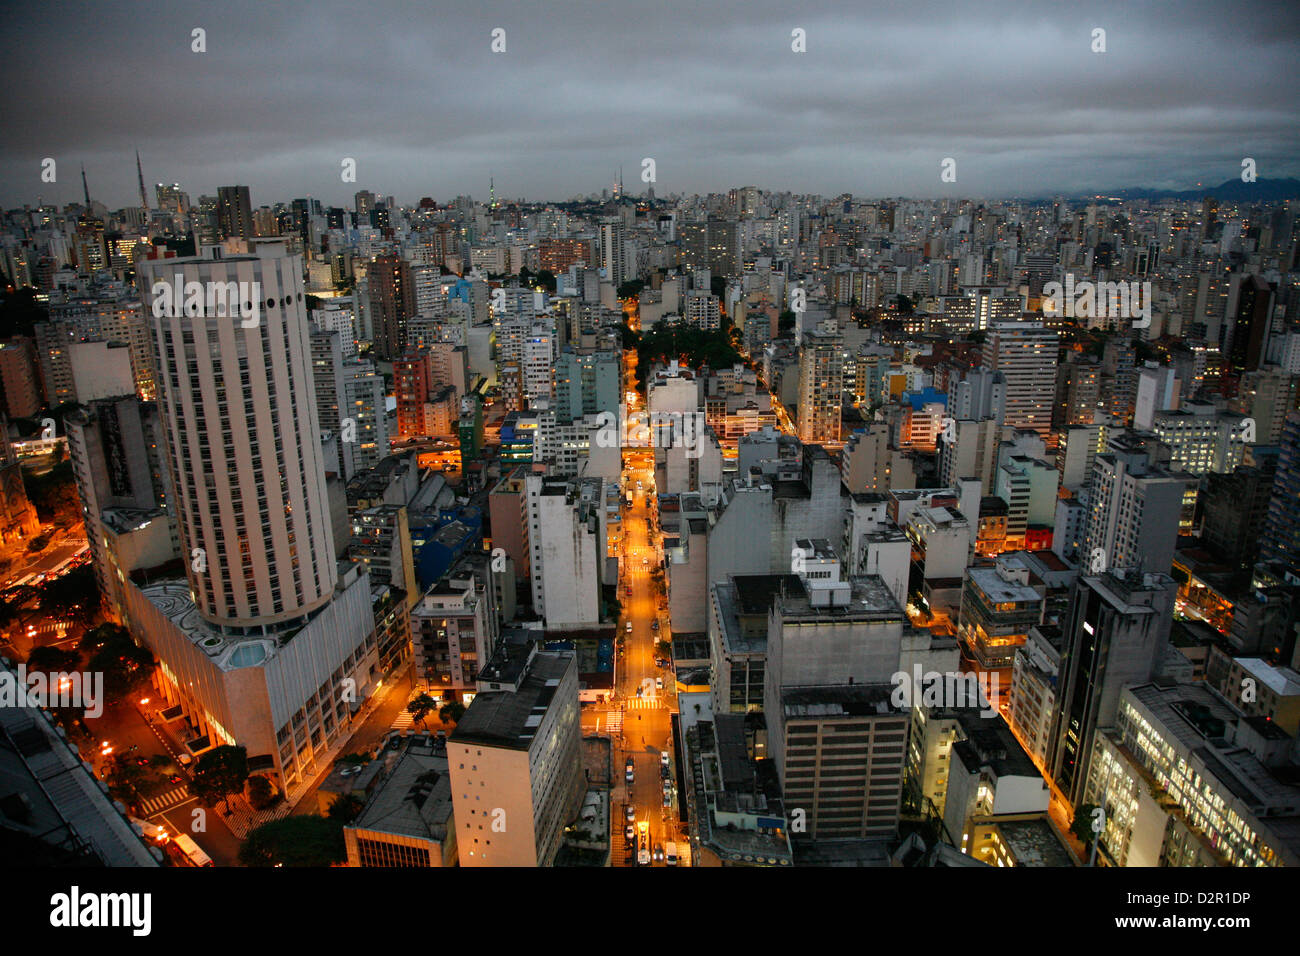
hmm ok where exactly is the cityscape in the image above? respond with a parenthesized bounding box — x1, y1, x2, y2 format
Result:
(0, 5, 1297, 922)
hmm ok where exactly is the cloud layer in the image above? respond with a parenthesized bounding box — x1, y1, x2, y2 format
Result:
(3, 0, 1297, 208)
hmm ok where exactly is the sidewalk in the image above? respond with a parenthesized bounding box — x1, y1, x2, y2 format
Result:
(149, 664, 412, 842)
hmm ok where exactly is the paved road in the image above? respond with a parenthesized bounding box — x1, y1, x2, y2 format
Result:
(600, 363, 684, 866)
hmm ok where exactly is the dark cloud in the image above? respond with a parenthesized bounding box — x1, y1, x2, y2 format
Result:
(2, 0, 1297, 207)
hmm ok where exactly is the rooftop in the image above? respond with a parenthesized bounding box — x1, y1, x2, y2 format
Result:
(453, 651, 573, 751)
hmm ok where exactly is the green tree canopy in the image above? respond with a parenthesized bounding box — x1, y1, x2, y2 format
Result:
(407, 692, 438, 729)
(617, 279, 646, 299)
(239, 815, 346, 867)
(25, 645, 79, 672)
(39, 564, 99, 624)
(86, 628, 154, 703)
(190, 744, 249, 813)
(327, 793, 364, 823)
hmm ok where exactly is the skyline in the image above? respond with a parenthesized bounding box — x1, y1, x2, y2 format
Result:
(4, 0, 1299, 208)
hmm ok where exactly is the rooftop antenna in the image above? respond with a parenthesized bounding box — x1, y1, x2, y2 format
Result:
(81, 164, 90, 207)
(136, 151, 149, 212)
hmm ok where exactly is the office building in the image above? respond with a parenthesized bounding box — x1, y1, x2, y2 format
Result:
(1046, 570, 1177, 807)
(981, 321, 1058, 439)
(796, 328, 843, 444)
(216, 185, 253, 242)
(448, 645, 583, 867)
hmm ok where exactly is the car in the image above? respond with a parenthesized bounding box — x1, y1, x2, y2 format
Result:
(625, 621, 632, 633)
(650, 619, 659, 630)
(661, 750, 670, 766)
(654, 843, 664, 862)
(656, 676, 663, 691)
(625, 823, 635, 841)
(625, 805, 636, 823)
(663, 792, 672, 807)
(129, 817, 170, 843)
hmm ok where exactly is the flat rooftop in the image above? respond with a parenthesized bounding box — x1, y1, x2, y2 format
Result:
(781, 683, 898, 719)
(348, 738, 453, 845)
(777, 573, 904, 621)
(453, 651, 572, 751)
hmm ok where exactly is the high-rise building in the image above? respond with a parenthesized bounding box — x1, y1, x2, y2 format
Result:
(981, 321, 1058, 439)
(553, 348, 621, 422)
(155, 183, 190, 219)
(310, 329, 355, 479)
(133, 241, 378, 791)
(448, 645, 583, 867)
(141, 242, 335, 624)
(598, 217, 626, 288)
(525, 474, 605, 626)
(342, 357, 388, 471)
(796, 328, 843, 444)
(1260, 411, 1300, 570)
(1225, 274, 1274, 374)
(216, 185, 253, 242)
(763, 543, 910, 841)
(65, 398, 175, 620)
(1083, 447, 1185, 575)
(1046, 570, 1176, 807)
(1200, 459, 1277, 571)
(368, 254, 415, 360)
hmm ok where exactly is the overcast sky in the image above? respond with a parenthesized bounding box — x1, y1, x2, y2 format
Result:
(3, 0, 1298, 209)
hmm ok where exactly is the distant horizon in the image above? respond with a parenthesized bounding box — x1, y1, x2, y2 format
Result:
(19, 172, 1300, 214)
(4, 0, 1297, 208)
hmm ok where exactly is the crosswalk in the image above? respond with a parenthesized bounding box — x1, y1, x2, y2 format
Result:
(390, 710, 416, 732)
(138, 786, 192, 816)
(625, 696, 661, 710)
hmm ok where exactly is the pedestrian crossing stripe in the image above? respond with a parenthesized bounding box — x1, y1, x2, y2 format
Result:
(138, 786, 191, 816)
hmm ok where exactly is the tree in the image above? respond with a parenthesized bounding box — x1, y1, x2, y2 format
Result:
(1071, 803, 1101, 846)
(190, 744, 249, 813)
(439, 701, 466, 726)
(407, 692, 438, 730)
(39, 565, 99, 625)
(80, 622, 129, 654)
(617, 279, 646, 300)
(86, 629, 154, 703)
(24, 460, 79, 524)
(247, 775, 279, 811)
(0, 596, 15, 629)
(26, 645, 80, 672)
(239, 815, 346, 867)
(104, 753, 147, 806)
(327, 793, 364, 823)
